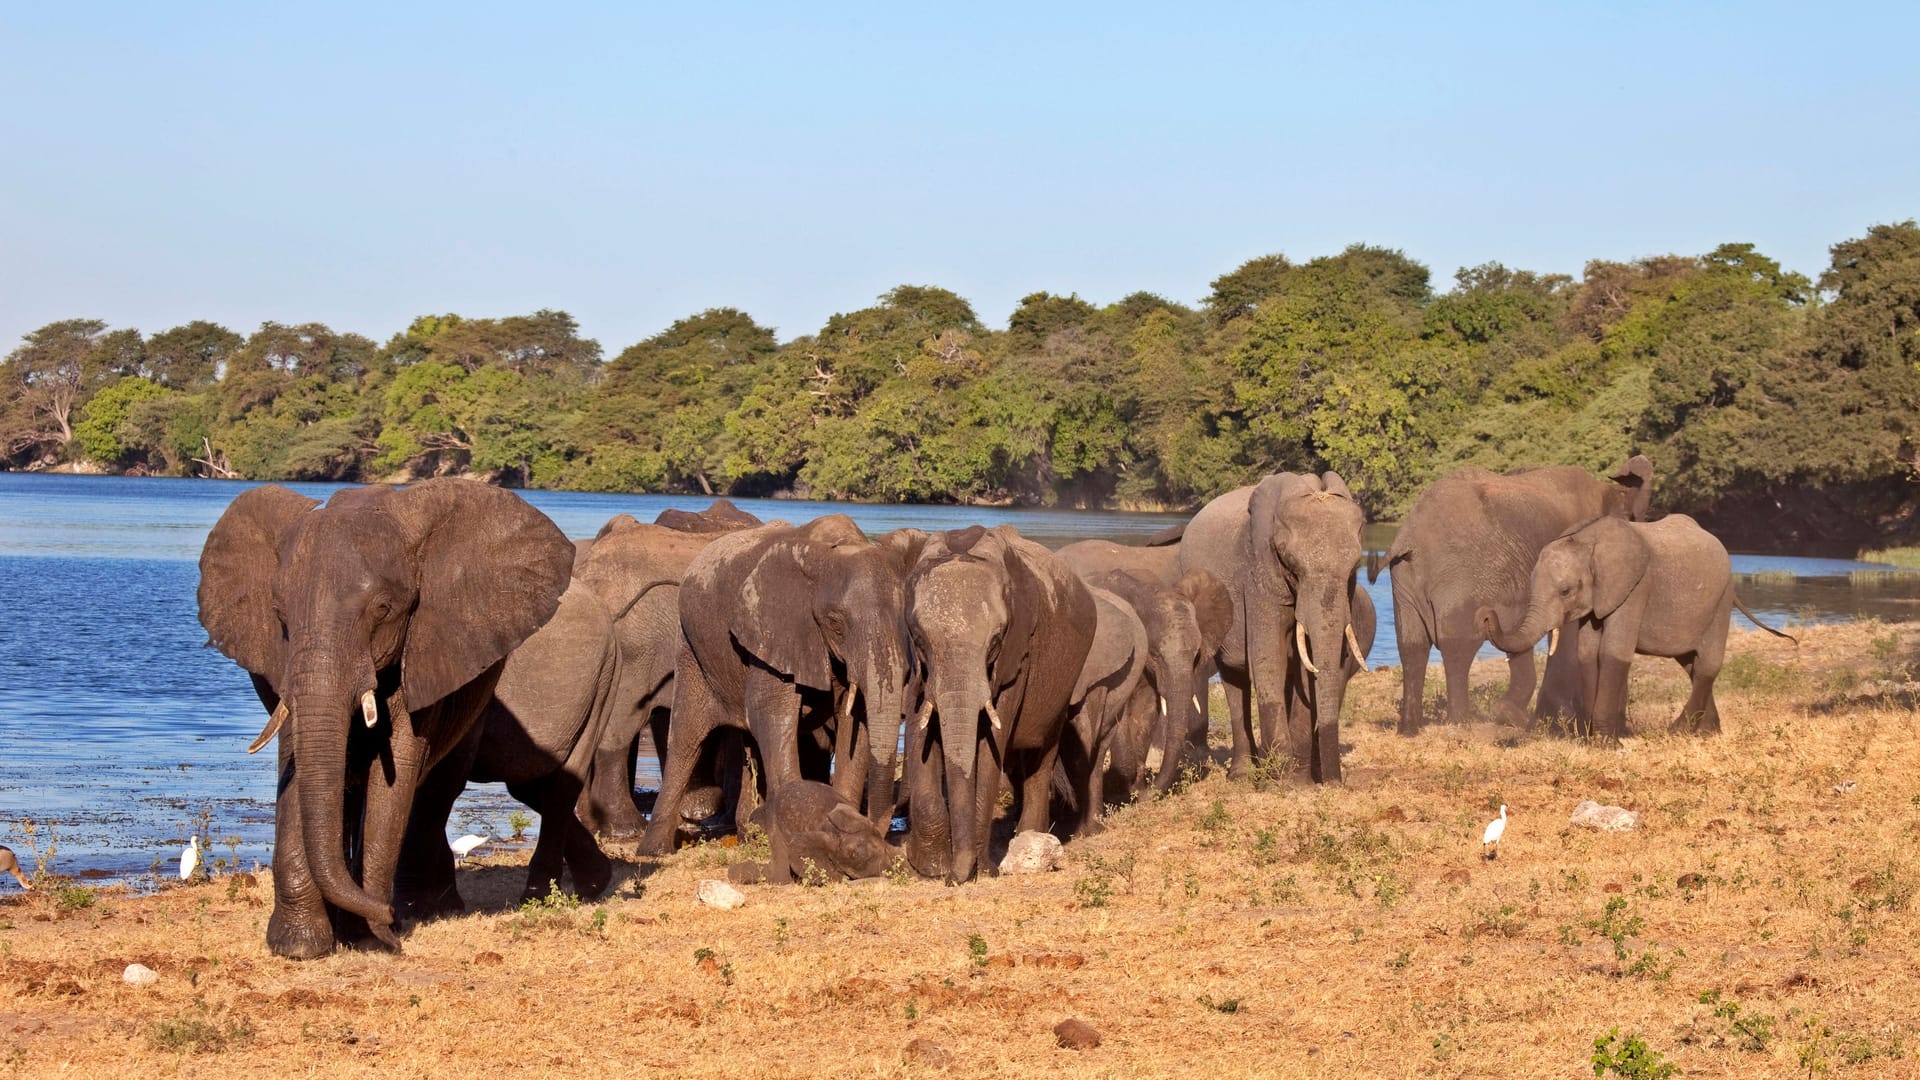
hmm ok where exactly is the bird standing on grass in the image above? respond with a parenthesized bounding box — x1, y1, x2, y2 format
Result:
(0, 845, 31, 890)
(1482, 805, 1508, 860)
(179, 836, 199, 881)
(450, 834, 489, 865)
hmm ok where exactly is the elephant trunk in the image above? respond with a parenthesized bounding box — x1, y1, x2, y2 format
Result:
(863, 675, 905, 826)
(1151, 657, 1197, 794)
(1485, 589, 1563, 655)
(934, 680, 990, 883)
(903, 695, 950, 879)
(1301, 595, 1352, 783)
(286, 647, 394, 929)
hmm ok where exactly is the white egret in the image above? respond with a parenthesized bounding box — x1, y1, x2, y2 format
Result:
(450, 834, 489, 865)
(179, 836, 200, 881)
(1481, 805, 1508, 861)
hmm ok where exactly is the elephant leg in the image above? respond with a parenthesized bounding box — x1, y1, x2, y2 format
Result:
(580, 709, 649, 839)
(1284, 661, 1316, 777)
(1060, 690, 1104, 838)
(508, 779, 567, 902)
(744, 667, 805, 793)
(1588, 624, 1634, 740)
(1673, 651, 1724, 735)
(972, 737, 1005, 875)
(904, 712, 950, 879)
(393, 724, 477, 924)
(637, 658, 723, 856)
(266, 738, 335, 960)
(1221, 667, 1255, 780)
(1249, 632, 1294, 772)
(1436, 636, 1478, 727)
(1396, 622, 1430, 736)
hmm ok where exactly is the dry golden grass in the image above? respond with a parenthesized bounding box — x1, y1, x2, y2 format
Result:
(6, 620, 1920, 1077)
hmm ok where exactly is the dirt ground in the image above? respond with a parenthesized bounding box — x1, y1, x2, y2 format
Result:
(4, 619, 1920, 1078)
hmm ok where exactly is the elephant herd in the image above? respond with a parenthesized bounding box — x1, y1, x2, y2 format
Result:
(197, 455, 1786, 959)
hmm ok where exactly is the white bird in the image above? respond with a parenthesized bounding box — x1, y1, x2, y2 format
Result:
(450, 834, 489, 865)
(179, 836, 200, 881)
(1482, 805, 1508, 860)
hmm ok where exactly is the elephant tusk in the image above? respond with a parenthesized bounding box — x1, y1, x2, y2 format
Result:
(1295, 622, 1319, 675)
(1548, 627, 1560, 657)
(1195, 692, 1206, 717)
(983, 700, 1003, 732)
(914, 700, 933, 731)
(361, 689, 379, 729)
(1158, 695, 1168, 718)
(247, 701, 289, 755)
(1345, 624, 1368, 671)
(840, 681, 859, 722)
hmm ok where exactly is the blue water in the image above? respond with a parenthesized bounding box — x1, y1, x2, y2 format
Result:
(0, 473, 1907, 884)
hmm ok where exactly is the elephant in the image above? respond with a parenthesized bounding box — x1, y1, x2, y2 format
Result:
(1477, 514, 1794, 738)
(1081, 567, 1232, 795)
(1053, 585, 1148, 838)
(1057, 539, 1232, 790)
(1379, 455, 1654, 733)
(653, 497, 762, 534)
(636, 516, 923, 856)
(725, 780, 900, 885)
(903, 525, 1095, 882)
(570, 512, 757, 839)
(396, 579, 620, 914)
(198, 479, 573, 958)
(1178, 472, 1376, 783)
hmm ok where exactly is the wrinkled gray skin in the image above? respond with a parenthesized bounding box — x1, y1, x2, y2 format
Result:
(1178, 472, 1376, 783)
(401, 580, 618, 914)
(637, 517, 923, 856)
(1081, 567, 1232, 796)
(1053, 586, 1148, 837)
(726, 780, 899, 884)
(1478, 514, 1794, 739)
(1381, 456, 1653, 733)
(904, 526, 1095, 882)
(571, 507, 758, 838)
(198, 480, 572, 959)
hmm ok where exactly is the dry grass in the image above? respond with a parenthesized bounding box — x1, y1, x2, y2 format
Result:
(6, 620, 1920, 1077)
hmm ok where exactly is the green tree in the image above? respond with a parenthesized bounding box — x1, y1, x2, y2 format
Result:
(73, 376, 176, 466)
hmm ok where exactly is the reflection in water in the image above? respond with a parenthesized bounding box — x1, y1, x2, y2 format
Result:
(1, 473, 1914, 884)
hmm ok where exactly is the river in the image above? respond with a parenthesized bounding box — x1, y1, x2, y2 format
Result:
(1, 473, 1912, 884)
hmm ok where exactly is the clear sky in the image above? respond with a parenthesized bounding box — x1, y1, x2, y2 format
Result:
(3, 3, 1915, 354)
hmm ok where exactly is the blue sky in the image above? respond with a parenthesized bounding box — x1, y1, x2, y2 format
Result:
(2, 3, 1915, 353)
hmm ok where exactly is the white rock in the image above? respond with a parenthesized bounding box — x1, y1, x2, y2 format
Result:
(998, 830, 1066, 874)
(696, 879, 746, 909)
(122, 963, 159, 987)
(1569, 799, 1642, 831)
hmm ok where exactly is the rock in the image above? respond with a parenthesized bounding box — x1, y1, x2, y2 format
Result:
(1569, 800, 1641, 831)
(1054, 1018, 1102, 1050)
(998, 831, 1065, 875)
(122, 963, 159, 987)
(695, 879, 746, 909)
(904, 1037, 952, 1068)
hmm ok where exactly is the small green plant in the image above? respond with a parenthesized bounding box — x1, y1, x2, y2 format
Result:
(885, 853, 916, 886)
(507, 810, 533, 841)
(693, 947, 715, 964)
(1072, 849, 1136, 909)
(513, 881, 582, 929)
(1250, 827, 1279, 865)
(799, 858, 829, 888)
(147, 1004, 255, 1054)
(1698, 990, 1774, 1052)
(54, 884, 95, 911)
(1198, 799, 1231, 836)
(968, 933, 988, 967)
(1591, 1028, 1677, 1078)
(903, 1000, 918, 1022)
(1588, 897, 1643, 961)
(1387, 948, 1412, 970)
(1197, 994, 1241, 1014)
(13, 818, 57, 883)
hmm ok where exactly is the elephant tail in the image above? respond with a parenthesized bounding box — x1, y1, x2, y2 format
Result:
(1731, 592, 1798, 643)
(610, 578, 681, 622)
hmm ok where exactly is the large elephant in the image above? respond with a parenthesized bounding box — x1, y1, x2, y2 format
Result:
(1178, 472, 1375, 783)
(636, 516, 921, 856)
(1082, 567, 1232, 794)
(1477, 514, 1793, 738)
(570, 513, 755, 838)
(1054, 585, 1147, 838)
(1379, 455, 1653, 733)
(904, 525, 1095, 882)
(395, 579, 621, 916)
(198, 480, 572, 959)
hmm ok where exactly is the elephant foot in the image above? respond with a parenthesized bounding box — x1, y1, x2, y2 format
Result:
(633, 824, 679, 858)
(266, 908, 336, 961)
(727, 861, 770, 885)
(394, 882, 464, 923)
(570, 855, 614, 900)
(1075, 818, 1108, 840)
(1490, 700, 1531, 728)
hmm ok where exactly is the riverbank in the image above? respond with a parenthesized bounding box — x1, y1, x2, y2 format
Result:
(3, 619, 1917, 1077)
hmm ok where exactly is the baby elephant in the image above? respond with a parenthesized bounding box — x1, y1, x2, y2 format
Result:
(1478, 514, 1794, 738)
(728, 781, 900, 885)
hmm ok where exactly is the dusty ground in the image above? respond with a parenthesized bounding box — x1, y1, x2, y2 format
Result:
(4, 619, 1920, 1077)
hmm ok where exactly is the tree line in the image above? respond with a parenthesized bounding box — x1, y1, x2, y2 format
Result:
(4, 221, 1918, 545)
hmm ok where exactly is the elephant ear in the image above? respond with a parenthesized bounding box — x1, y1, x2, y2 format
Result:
(879, 528, 929, 572)
(1319, 471, 1354, 500)
(731, 535, 834, 690)
(1177, 569, 1234, 650)
(595, 513, 644, 540)
(826, 801, 870, 834)
(385, 479, 574, 711)
(197, 485, 320, 681)
(1586, 519, 1652, 619)
(990, 528, 1046, 692)
(1608, 455, 1654, 521)
(1247, 473, 1313, 587)
(798, 513, 867, 546)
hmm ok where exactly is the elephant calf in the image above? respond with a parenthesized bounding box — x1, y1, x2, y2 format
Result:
(1478, 514, 1794, 738)
(727, 781, 900, 885)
